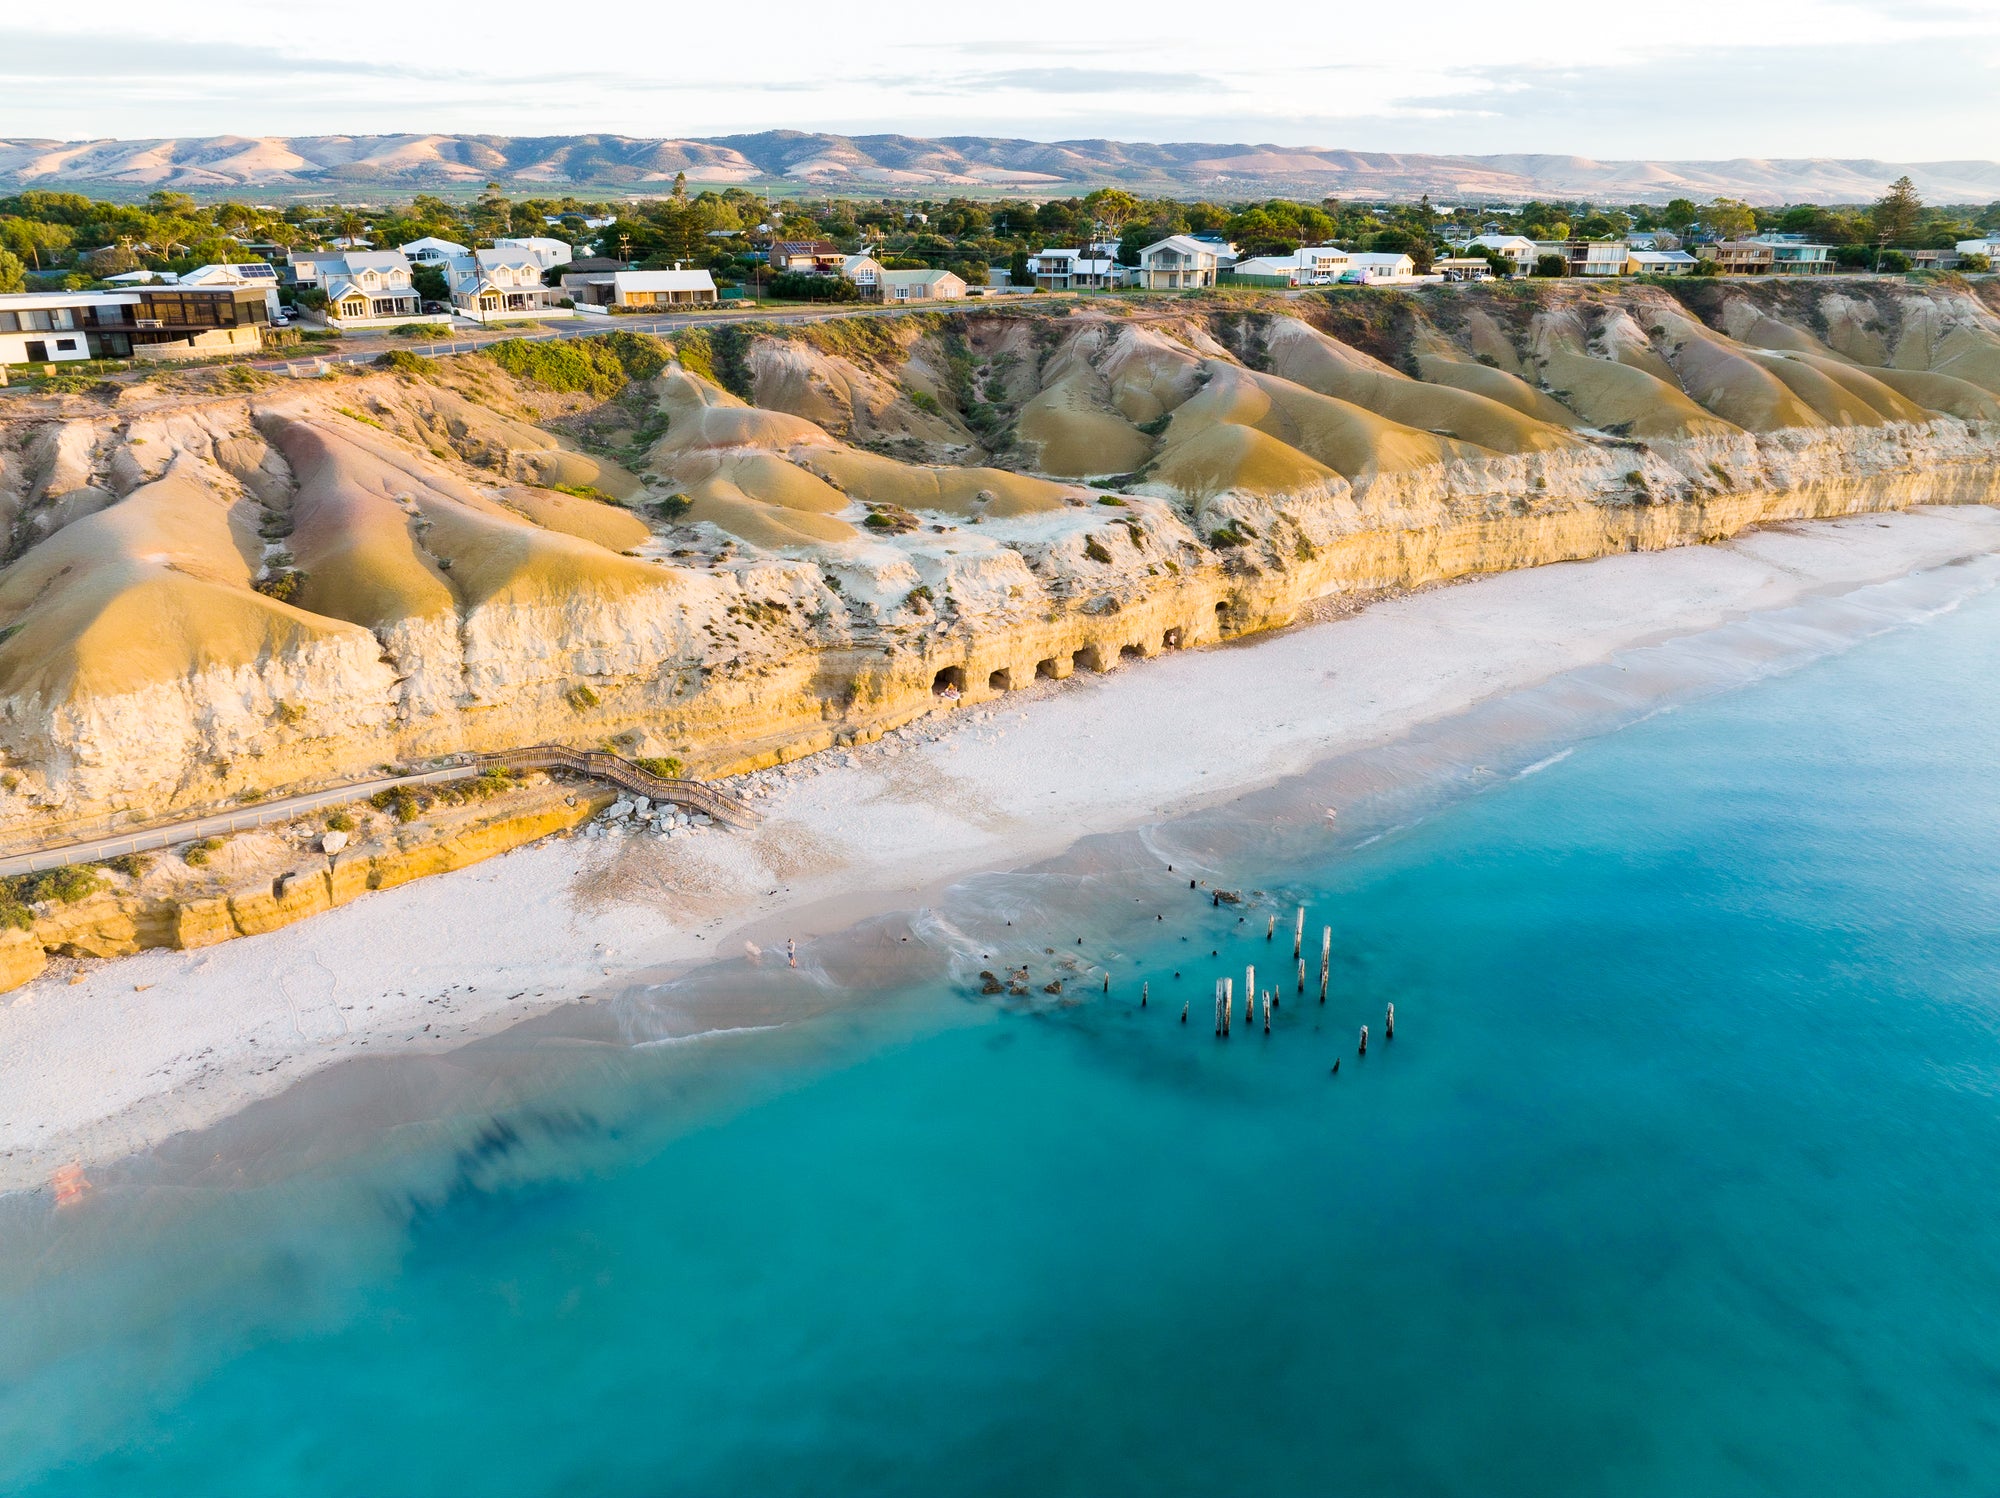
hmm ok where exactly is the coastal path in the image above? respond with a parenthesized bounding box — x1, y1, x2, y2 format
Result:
(0, 746, 758, 879)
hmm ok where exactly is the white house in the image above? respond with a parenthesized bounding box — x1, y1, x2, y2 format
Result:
(1626, 249, 1700, 276)
(1230, 246, 1351, 286)
(1579, 242, 1630, 277)
(1029, 242, 1122, 291)
(1, 285, 271, 365)
(1136, 235, 1225, 290)
(494, 236, 573, 270)
(563, 269, 718, 309)
(451, 249, 574, 322)
(316, 251, 439, 327)
(1955, 236, 2000, 260)
(1460, 235, 1538, 276)
(876, 268, 967, 303)
(398, 236, 469, 265)
(1341, 252, 1417, 284)
(178, 261, 284, 320)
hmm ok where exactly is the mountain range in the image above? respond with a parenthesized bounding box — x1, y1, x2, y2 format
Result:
(2, 132, 1997, 204)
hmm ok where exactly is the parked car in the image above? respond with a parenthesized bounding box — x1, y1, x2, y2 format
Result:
(421, 300, 448, 315)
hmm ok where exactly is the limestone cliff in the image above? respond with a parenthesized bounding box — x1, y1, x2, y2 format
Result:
(0, 279, 1997, 848)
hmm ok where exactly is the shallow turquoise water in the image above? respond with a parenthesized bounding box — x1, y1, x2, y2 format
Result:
(6, 568, 2000, 1495)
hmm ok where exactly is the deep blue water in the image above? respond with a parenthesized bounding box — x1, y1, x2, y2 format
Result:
(6, 564, 2000, 1495)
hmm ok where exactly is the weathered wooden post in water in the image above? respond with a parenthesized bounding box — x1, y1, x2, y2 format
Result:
(1267, 914, 1275, 942)
(1296, 958, 1305, 994)
(1224, 979, 1233, 1036)
(1142, 981, 1149, 1009)
(1319, 928, 1330, 1004)
(1245, 965, 1255, 1027)
(1358, 1024, 1368, 1055)
(1263, 992, 1271, 1034)
(1386, 1002, 1395, 1039)
(1294, 908, 1305, 960)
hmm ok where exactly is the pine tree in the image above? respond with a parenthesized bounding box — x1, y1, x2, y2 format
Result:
(1873, 176, 1922, 245)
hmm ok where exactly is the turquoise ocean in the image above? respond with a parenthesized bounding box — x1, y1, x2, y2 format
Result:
(5, 552, 2000, 1495)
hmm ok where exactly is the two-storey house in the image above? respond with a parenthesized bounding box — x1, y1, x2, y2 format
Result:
(1135, 236, 1224, 290)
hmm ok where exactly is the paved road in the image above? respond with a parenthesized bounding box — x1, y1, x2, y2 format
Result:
(0, 764, 485, 878)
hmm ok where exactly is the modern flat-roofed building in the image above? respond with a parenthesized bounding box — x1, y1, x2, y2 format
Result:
(0, 286, 271, 365)
(1697, 241, 1777, 274)
(1748, 237, 1835, 275)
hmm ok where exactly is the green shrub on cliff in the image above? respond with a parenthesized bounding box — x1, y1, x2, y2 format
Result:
(633, 756, 687, 780)
(0, 865, 104, 926)
(484, 332, 672, 398)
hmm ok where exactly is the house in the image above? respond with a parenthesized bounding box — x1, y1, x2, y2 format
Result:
(1696, 241, 1777, 275)
(876, 268, 967, 303)
(450, 249, 574, 321)
(1748, 237, 1834, 275)
(562, 269, 718, 309)
(1955, 236, 2000, 260)
(493, 236, 573, 270)
(285, 251, 348, 290)
(1028, 242, 1123, 291)
(398, 236, 469, 265)
(317, 251, 432, 325)
(1341, 252, 1418, 283)
(1627, 231, 1683, 251)
(1228, 246, 1351, 286)
(102, 269, 172, 286)
(1626, 249, 1699, 276)
(1461, 234, 1538, 276)
(1908, 248, 1959, 270)
(1578, 242, 1629, 277)
(768, 240, 847, 275)
(841, 254, 884, 297)
(178, 262, 284, 319)
(1, 286, 271, 365)
(1431, 257, 1493, 281)
(1136, 235, 1226, 290)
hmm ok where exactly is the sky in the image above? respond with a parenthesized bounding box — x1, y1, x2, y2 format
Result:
(1, 1, 1995, 159)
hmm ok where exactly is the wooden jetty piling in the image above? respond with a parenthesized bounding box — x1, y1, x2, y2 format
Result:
(1319, 927, 1330, 1004)
(1294, 908, 1305, 960)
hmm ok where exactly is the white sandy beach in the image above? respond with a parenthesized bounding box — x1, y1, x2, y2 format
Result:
(4, 503, 1998, 1193)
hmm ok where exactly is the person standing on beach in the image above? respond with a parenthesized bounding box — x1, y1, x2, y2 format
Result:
(787, 939, 797, 968)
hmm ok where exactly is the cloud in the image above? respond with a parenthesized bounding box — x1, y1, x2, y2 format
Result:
(950, 67, 1219, 94)
(0, 28, 418, 82)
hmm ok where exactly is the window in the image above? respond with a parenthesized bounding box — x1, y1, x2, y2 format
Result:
(55, 338, 76, 351)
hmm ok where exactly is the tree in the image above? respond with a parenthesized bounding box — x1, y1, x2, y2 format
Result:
(1698, 198, 1755, 241)
(0, 248, 24, 294)
(1873, 176, 1922, 245)
(1661, 198, 1701, 234)
(1009, 248, 1031, 287)
(1082, 188, 1143, 237)
(1876, 249, 1913, 273)
(1533, 253, 1568, 277)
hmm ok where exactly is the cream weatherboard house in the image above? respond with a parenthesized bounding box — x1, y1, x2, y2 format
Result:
(876, 268, 967, 302)
(296, 251, 450, 329)
(449, 249, 575, 322)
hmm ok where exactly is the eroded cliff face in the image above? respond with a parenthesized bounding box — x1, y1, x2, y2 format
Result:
(1, 278, 1997, 838)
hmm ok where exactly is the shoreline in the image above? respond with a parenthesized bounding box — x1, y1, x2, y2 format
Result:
(4, 502, 1998, 1194)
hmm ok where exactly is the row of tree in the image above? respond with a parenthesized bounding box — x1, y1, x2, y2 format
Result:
(1, 175, 1993, 296)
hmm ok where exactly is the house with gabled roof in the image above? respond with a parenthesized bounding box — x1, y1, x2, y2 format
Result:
(876, 268, 967, 302)
(1135, 235, 1225, 290)
(398, 236, 469, 265)
(450, 248, 574, 322)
